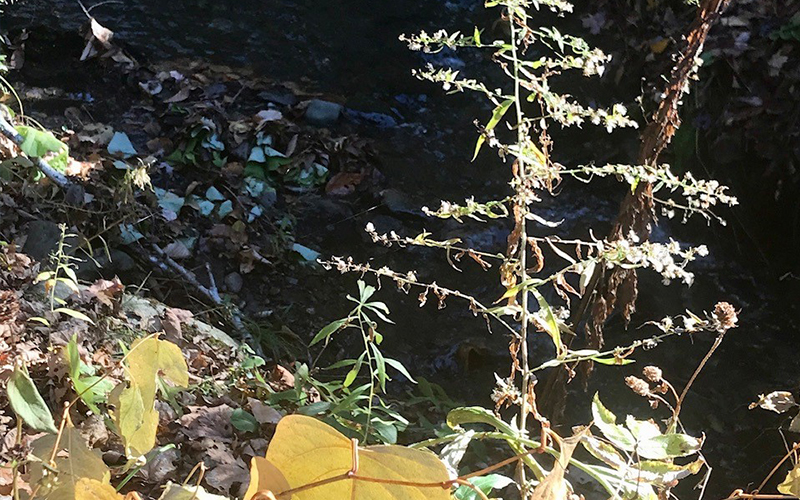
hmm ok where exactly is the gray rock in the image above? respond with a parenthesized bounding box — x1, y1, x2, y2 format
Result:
(258, 187, 278, 211)
(258, 90, 298, 107)
(75, 249, 136, 279)
(22, 220, 67, 263)
(305, 99, 342, 127)
(224, 272, 243, 293)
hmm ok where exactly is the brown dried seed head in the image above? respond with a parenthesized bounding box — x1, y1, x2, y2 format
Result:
(625, 375, 651, 397)
(642, 365, 663, 383)
(713, 302, 738, 332)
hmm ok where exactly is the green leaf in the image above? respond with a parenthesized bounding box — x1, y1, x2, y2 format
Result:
(158, 482, 230, 500)
(385, 357, 417, 383)
(531, 288, 563, 355)
(636, 433, 702, 460)
(454, 474, 514, 500)
(7, 364, 58, 433)
(591, 393, 635, 451)
(473, 26, 482, 46)
(370, 343, 388, 392)
(310, 318, 349, 346)
(231, 409, 259, 433)
(472, 98, 514, 161)
(343, 367, 360, 388)
(66, 335, 112, 414)
(779, 461, 800, 496)
(447, 406, 516, 436)
(296, 401, 331, 416)
(16, 125, 68, 158)
(591, 356, 635, 366)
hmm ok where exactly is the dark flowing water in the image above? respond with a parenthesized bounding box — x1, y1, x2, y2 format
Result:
(4, 1, 800, 497)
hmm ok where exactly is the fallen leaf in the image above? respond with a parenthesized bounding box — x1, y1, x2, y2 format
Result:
(248, 398, 283, 425)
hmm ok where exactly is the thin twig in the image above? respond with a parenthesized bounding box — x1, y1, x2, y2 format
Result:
(148, 244, 263, 356)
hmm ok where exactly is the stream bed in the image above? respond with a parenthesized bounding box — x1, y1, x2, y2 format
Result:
(3, 0, 800, 496)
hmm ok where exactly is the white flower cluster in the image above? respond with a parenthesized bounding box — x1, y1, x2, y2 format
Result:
(604, 238, 708, 285)
(421, 197, 509, 222)
(571, 163, 738, 220)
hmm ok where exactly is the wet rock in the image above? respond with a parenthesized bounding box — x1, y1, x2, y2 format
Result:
(258, 187, 278, 211)
(343, 108, 398, 128)
(224, 272, 243, 293)
(379, 188, 425, 218)
(258, 89, 297, 107)
(75, 249, 136, 279)
(304, 99, 342, 127)
(22, 220, 64, 263)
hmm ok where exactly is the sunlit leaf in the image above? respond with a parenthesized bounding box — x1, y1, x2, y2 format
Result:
(74, 478, 123, 500)
(751, 391, 797, 414)
(531, 288, 563, 356)
(530, 431, 583, 500)
(244, 457, 291, 500)
(244, 415, 451, 500)
(159, 482, 230, 500)
(473, 98, 514, 161)
(591, 393, 635, 451)
(454, 474, 514, 500)
(7, 364, 58, 434)
(779, 461, 800, 496)
(635, 433, 702, 460)
(54, 307, 95, 324)
(310, 318, 348, 346)
(114, 337, 189, 456)
(65, 335, 112, 414)
(30, 426, 111, 500)
(385, 358, 417, 384)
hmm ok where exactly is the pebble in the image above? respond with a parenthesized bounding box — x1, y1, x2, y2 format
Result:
(305, 99, 343, 127)
(224, 272, 243, 293)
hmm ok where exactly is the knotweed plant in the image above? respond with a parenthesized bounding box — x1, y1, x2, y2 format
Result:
(320, 1, 737, 499)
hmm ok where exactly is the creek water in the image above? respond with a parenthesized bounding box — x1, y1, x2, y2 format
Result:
(4, 0, 800, 497)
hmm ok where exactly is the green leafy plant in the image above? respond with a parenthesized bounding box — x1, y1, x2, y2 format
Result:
(33, 224, 94, 325)
(299, 280, 416, 444)
(316, 1, 738, 498)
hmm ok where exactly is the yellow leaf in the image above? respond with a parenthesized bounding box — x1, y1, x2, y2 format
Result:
(115, 337, 189, 457)
(245, 415, 451, 500)
(75, 478, 124, 500)
(244, 457, 291, 500)
(779, 461, 800, 496)
(127, 337, 189, 404)
(29, 426, 111, 500)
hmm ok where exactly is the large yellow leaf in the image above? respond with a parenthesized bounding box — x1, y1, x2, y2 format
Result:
(75, 478, 124, 500)
(245, 415, 451, 500)
(29, 426, 111, 500)
(127, 337, 189, 404)
(114, 337, 188, 457)
(244, 457, 291, 500)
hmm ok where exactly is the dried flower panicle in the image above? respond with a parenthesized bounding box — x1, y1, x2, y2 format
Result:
(712, 301, 738, 332)
(625, 376, 651, 397)
(642, 365, 663, 383)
